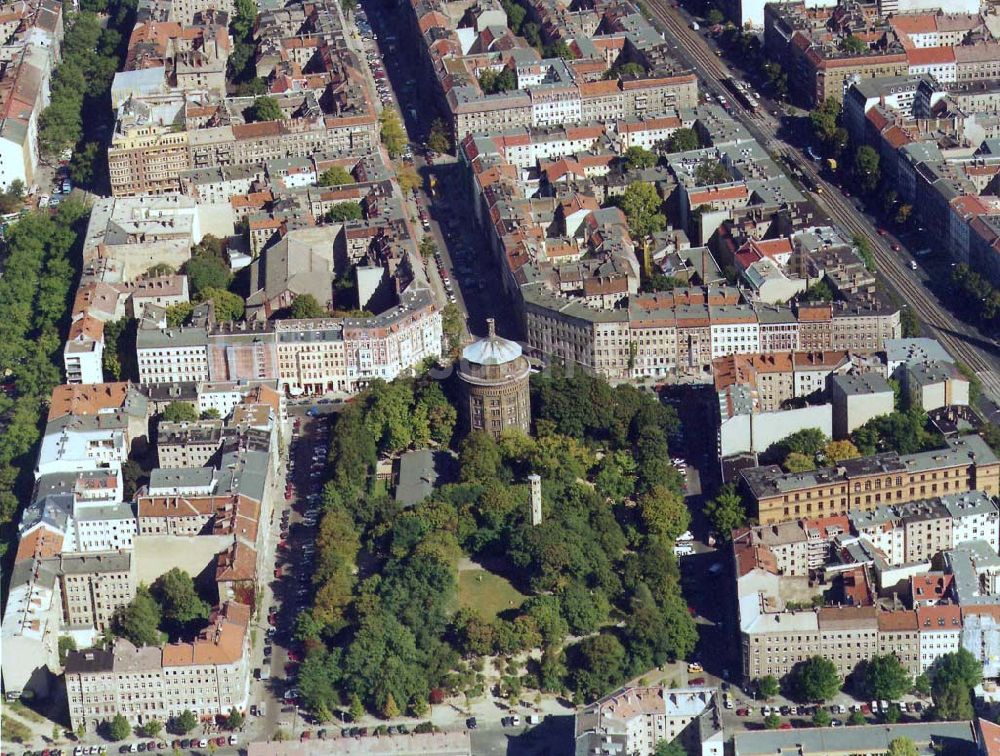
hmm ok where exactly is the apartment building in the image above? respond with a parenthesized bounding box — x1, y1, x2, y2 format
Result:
(712, 350, 854, 412)
(741, 435, 1000, 525)
(463, 127, 901, 381)
(902, 360, 970, 412)
(741, 606, 880, 682)
(137, 326, 211, 385)
(58, 552, 136, 634)
(1, 553, 62, 699)
(877, 610, 921, 676)
(65, 601, 250, 732)
(575, 686, 723, 756)
(157, 419, 224, 467)
(764, 3, 909, 106)
(107, 98, 192, 197)
(849, 492, 1000, 567)
(0, 0, 63, 191)
(829, 372, 895, 439)
(917, 604, 963, 671)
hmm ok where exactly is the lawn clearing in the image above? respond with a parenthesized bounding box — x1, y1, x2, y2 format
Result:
(457, 567, 526, 619)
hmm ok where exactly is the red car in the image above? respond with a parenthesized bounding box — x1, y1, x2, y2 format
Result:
(215, 737, 227, 746)
(779, 723, 793, 730)
(689, 677, 706, 685)
(891, 243, 901, 251)
(274, 568, 282, 578)
(877, 228, 887, 236)
(288, 650, 301, 662)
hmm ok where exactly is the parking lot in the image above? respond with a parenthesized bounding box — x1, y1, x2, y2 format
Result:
(246, 414, 326, 740)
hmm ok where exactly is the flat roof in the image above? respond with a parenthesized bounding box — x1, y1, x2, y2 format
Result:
(734, 720, 977, 755)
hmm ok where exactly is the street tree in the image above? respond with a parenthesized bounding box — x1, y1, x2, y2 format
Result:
(397, 165, 421, 193)
(757, 675, 780, 700)
(853, 145, 880, 194)
(108, 714, 131, 741)
(427, 118, 452, 154)
(226, 709, 244, 730)
(704, 484, 747, 541)
(930, 648, 981, 721)
(171, 710, 198, 735)
(139, 720, 162, 738)
(380, 110, 407, 157)
(812, 708, 831, 727)
(793, 656, 841, 702)
(865, 655, 912, 700)
(887, 738, 919, 756)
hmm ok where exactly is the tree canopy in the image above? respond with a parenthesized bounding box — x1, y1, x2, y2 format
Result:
(703, 484, 747, 541)
(792, 656, 841, 702)
(319, 166, 354, 186)
(380, 110, 407, 157)
(864, 654, 912, 701)
(427, 118, 452, 154)
(151, 569, 211, 638)
(290, 294, 327, 319)
(623, 146, 657, 170)
(198, 287, 245, 322)
(247, 95, 284, 123)
(930, 648, 981, 722)
(161, 402, 198, 423)
(325, 202, 364, 223)
(851, 408, 943, 456)
(887, 738, 918, 756)
(478, 67, 516, 94)
(183, 255, 232, 298)
(853, 145, 880, 194)
(108, 715, 131, 741)
(291, 367, 693, 716)
(757, 675, 780, 699)
(113, 586, 163, 647)
(666, 128, 699, 153)
(616, 182, 666, 241)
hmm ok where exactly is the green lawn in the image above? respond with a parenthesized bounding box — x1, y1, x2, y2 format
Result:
(457, 567, 526, 619)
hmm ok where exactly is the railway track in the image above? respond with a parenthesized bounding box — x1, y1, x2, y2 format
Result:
(644, 0, 1000, 390)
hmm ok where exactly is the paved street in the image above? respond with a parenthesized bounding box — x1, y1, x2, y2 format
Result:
(643, 0, 1000, 403)
(360, 0, 524, 344)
